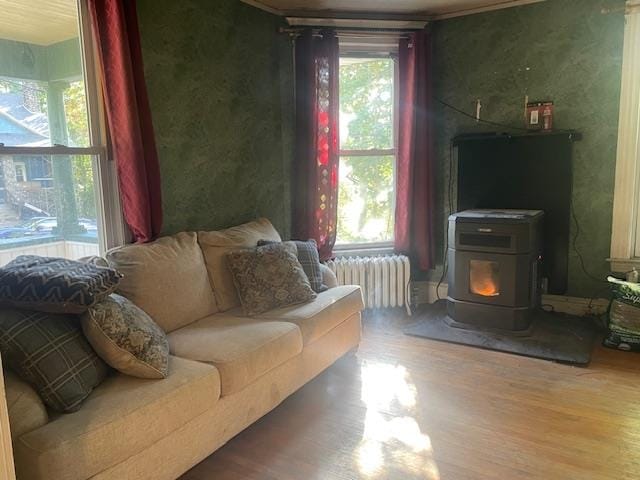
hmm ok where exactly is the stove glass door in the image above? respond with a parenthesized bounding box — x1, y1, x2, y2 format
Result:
(469, 259, 500, 297)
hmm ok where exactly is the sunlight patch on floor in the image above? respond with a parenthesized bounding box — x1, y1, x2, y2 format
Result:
(356, 361, 440, 479)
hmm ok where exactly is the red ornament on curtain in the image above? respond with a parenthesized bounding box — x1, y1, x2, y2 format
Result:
(292, 30, 340, 261)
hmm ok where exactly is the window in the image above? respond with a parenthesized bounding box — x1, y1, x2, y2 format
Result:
(14, 163, 26, 183)
(610, 3, 640, 272)
(336, 52, 397, 248)
(0, 0, 123, 264)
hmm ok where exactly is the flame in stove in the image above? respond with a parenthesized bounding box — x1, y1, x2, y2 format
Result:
(469, 260, 500, 297)
(472, 280, 500, 296)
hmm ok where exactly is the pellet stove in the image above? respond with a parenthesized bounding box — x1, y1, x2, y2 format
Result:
(447, 210, 544, 331)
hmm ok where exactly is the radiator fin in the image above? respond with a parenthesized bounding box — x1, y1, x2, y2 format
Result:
(325, 255, 411, 315)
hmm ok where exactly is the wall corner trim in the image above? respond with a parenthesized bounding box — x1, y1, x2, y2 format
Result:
(610, 8, 640, 266)
(239, 0, 283, 16)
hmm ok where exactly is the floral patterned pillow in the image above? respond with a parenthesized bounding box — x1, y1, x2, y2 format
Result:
(226, 243, 317, 316)
(81, 294, 169, 379)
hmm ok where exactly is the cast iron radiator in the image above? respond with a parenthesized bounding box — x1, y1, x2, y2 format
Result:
(325, 255, 412, 315)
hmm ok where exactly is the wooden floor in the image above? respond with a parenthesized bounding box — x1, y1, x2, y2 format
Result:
(180, 310, 640, 480)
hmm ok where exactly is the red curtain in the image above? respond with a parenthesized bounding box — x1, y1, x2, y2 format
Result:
(395, 30, 435, 271)
(291, 30, 340, 261)
(88, 0, 162, 243)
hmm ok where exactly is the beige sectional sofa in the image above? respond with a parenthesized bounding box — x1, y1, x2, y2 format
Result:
(3, 219, 364, 480)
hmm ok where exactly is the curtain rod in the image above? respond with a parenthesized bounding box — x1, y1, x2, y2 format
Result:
(279, 28, 411, 39)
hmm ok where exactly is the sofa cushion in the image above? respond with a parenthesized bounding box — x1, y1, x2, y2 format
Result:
(3, 370, 48, 440)
(81, 294, 170, 379)
(0, 309, 109, 413)
(226, 243, 316, 316)
(251, 285, 364, 345)
(167, 314, 302, 396)
(14, 356, 220, 480)
(198, 218, 281, 311)
(106, 232, 218, 332)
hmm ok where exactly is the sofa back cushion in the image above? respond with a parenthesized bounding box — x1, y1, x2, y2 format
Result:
(198, 218, 281, 311)
(106, 232, 217, 332)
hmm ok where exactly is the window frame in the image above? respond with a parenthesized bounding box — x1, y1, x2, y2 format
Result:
(0, 0, 126, 254)
(14, 162, 27, 183)
(609, 2, 640, 272)
(335, 42, 400, 253)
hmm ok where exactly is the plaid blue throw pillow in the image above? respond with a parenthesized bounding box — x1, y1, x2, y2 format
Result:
(0, 255, 122, 314)
(0, 309, 109, 413)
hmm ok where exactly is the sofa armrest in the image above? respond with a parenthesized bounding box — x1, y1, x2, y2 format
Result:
(3, 370, 48, 440)
(320, 263, 338, 289)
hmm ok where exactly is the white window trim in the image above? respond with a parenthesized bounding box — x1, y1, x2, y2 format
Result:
(609, 1, 640, 273)
(77, 0, 128, 251)
(336, 38, 399, 253)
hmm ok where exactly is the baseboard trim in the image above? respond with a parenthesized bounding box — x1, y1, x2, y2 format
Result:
(412, 281, 609, 317)
(412, 280, 449, 305)
(540, 294, 609, 317)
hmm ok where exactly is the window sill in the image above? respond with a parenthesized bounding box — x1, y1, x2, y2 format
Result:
(333, 244, 395, 258)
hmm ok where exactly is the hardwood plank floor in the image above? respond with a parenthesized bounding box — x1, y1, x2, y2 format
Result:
(180, 310, 640, 480)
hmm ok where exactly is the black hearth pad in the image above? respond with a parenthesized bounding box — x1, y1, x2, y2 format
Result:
(404, 301, 597, 365)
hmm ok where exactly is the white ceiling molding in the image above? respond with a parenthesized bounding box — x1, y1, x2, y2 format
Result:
(625, 0, 640, 13)
(286, 17, 429, 29)
(431, 0, 546, 19)
(240, 0, 547, 20)
(601, 1, 640, 15)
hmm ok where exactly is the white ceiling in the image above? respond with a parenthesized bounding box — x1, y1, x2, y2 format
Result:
(0, 0, 79, 46)
(244, 0, 545, 18)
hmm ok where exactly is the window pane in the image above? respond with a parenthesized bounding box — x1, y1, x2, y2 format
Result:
(0, 0, 90, 147)
(337, 155, 394, 244)
(0, 154, 100, 265)
(339, 58, 394, 150)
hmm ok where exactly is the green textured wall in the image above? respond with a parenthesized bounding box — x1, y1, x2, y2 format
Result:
(432, 0, 625, 297)
(137, 0, 293, 237)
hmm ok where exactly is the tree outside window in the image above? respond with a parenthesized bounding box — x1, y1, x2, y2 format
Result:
(337, 57, 396, 245)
